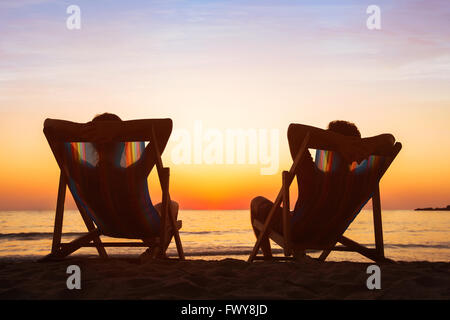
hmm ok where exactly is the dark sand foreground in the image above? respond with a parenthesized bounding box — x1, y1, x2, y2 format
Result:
(0, 257, 448, 299)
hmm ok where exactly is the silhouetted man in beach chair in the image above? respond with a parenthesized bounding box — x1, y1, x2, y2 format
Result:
(42, 113, 184, 261)
(249, 120, 401, 263)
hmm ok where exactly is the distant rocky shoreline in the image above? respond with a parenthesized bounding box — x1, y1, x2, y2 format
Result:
(415, 205, 450, 211)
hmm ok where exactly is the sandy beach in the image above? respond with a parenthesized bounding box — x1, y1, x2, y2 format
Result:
(0, 257, 448, 300)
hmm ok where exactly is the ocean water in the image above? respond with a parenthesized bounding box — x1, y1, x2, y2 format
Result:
(0, 210, 449, 262)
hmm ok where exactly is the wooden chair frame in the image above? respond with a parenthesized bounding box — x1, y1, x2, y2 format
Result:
(41, 126, 185, 261)
(248, 132, 402, 263)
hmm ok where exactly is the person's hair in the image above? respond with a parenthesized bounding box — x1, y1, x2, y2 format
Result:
(327, 120, 361, 138)
(92, 113, 121, 122)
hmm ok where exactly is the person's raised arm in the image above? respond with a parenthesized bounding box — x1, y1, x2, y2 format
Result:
(43, 119, 89, 164)
(288, 123, 351, 151)
(43, 119, 86, 141)
(79, 118, 173, 174)
(118, 119, 173, 176)
(81, 118, 172, 145)
(288, 123, 366, 163)
(287, 123, 395, 164)
(361, 134, 396, 156)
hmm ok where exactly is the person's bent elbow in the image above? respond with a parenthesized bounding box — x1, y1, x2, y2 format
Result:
(43, 118, 53, 129)
(386, 133, 395, 145)
(380, 133, 395, 147)
(43, 118, 55, 135)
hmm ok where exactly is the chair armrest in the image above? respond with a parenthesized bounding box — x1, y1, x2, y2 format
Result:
(159, 167, 170, 193)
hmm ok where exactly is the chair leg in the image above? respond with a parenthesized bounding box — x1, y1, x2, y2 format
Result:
(141, 239, 161, 259)
(173, 229, 185, 260)
(282, 171, 292, 257)
(51, 172, 66, 255)
(76, 209, 107, 258)
(89, 227, 107, 258)
(45, 172, 107, 260)
(41, 229, 101, 261)
(151, 128, 185, 260)
(163, 168, 185, 260)
(372, 185, 385, 258)
(339, 236, 392, 263)
(248, 195, 283, 262)
(158, 208, 185, 260)
(167, 206, 185, 260)
(318, 248, 332, 261)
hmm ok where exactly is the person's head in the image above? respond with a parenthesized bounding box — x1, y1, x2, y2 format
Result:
(327, 120, 361, 138)
(327, 120, 361, 171)
(92, 113, 122, 163)
(92, 112, 122, 123)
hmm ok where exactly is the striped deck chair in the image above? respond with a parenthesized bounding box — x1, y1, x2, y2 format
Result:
(248, 132, 402, 263)
(41, 118, 184, 261)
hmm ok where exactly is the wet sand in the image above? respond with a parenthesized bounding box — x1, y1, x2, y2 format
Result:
(0, 257, 448, 299)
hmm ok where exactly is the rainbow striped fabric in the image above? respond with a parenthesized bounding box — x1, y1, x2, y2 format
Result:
(66, 141, 145, 168)
(315, 149, 383, 174)
(66, 142, 98, 167)
(120, 142, 145, 167)
(314, 149, 338, 172)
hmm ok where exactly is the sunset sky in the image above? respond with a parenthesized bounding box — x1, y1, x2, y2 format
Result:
(0, 0, 449, 210)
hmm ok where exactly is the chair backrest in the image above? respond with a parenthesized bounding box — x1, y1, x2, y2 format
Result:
(44, 119, 172, 239)
(66, 141, 145, 168)
(291, 142, 402, 248)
